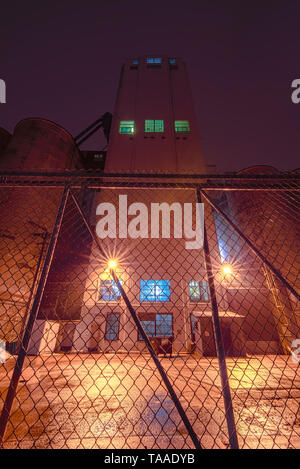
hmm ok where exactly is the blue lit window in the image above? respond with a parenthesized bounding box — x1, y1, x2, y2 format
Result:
(169, 58, 176, 64)
(188, 281, 209, 302)
(138, 313, 172, 340)
(156, 314, 172, 337)
(132, 59, 139, 65)
(213, 211, 228, 262)
(140, 319, 155, 339)
(140, 280, 170, 302)
(213, 208, 240, 263)
(99, 280, 122, 301)
(105, 313, 120, 340)
(147, 57, 162, 64)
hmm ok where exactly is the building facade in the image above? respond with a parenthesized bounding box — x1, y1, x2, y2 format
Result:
(1, 56, 298, 357)
(72, 56, 249, 356)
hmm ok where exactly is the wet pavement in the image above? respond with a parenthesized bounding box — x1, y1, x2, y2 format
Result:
(0, 354, 299, 449)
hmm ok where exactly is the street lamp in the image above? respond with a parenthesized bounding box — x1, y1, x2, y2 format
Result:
(222, 264, 233, 275)
(108, 259, 117, 270)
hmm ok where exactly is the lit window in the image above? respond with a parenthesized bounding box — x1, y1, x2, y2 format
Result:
(119, 121, 135, 134)
(140, 280, 170, 302)
(156, 314, 172, 337)
(146, 57, 162, 64)
(175, 120, 190, 133)
(139, 316, 155, 339)
(99, 280, 122, 301)
(213, 208, 240, 263)
(138, 313, 172, 340)
(190, 314, 200, 340)
(188, 281, 209, 302)
(144, 120, 164, 133)
(190, 314, 196, 336)
(169, 58, 176, 64)
(132, 59, 139, 65)
(105, 313, 120, 341)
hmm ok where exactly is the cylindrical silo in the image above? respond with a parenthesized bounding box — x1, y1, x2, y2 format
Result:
(0, 118, 82, 347)
(226, 165, 300, 354)
(0, 127, 11, 157)
(0, 118, 80, 170)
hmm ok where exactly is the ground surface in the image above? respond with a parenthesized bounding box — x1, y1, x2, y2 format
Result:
(0, 354, 299, 449)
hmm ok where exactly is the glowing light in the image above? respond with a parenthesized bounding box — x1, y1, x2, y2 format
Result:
(222, 264, 233, 275)
(108, 259, 117, 270)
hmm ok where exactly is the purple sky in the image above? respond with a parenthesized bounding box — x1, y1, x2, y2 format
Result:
(1, 0, 300, 171)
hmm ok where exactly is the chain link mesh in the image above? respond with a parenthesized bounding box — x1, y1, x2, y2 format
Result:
(0, 172, 299, 449)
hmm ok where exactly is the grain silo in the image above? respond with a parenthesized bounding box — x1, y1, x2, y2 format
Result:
(225, 165, 300, 354)
(0, 128, 11, 157)
(0, 118, 81, 350)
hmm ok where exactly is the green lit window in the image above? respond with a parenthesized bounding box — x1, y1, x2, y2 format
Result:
(188, 281, 209, 302)
(144, 120, 164, 133)
(175, 120, 190, 133)
(119, 121, 135, 134)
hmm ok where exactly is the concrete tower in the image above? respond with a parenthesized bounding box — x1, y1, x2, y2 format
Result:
(106, 56, 206, 173)
(72, 56, 233, 356)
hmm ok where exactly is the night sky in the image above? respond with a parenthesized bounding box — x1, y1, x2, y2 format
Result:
(1, 0, 300, 172)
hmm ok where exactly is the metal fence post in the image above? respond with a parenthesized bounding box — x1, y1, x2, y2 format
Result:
(197, 188, 239, 449)
(0, 185, 69, 446)
(17, 230, 49, 354)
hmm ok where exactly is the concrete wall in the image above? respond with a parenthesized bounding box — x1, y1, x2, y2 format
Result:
(105, 56, 206, 173)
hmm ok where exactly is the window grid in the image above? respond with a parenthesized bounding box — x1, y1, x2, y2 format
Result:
(144, 120, 164, 133)
(140, 280, 170, 302)
(138, 314, 173, 340)
(105, 313, 120, 341)
(98, 280, 122, 302)
(119, 121, 135, 134)
(188, 280, 210, 302)
(146, 57, 162, 64)
(175, 120, 190, 133)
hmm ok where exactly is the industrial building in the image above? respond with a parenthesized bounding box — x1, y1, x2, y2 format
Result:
(0, 56, 299, 357)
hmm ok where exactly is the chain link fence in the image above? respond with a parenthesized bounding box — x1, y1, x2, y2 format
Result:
(0, 171, 299, 449)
